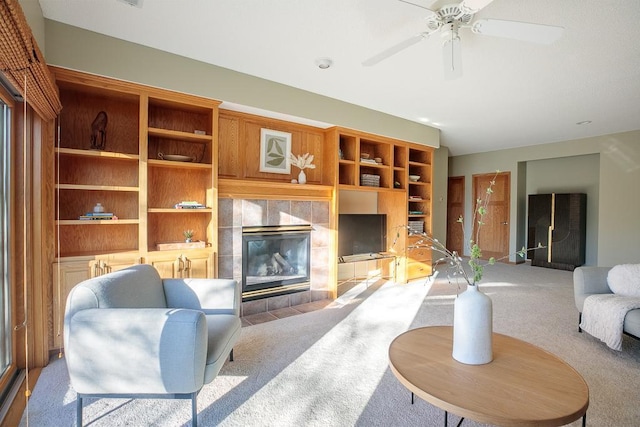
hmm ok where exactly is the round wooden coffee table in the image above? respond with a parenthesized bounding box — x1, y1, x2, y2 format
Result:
(389, 326, 589, 427)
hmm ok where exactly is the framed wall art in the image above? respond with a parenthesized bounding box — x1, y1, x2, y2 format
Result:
(259, 128, 291, 174)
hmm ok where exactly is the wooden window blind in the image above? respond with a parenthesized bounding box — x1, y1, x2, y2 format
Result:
(0, 0, 61, 120)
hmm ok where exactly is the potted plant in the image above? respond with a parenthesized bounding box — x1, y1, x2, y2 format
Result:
(183, 229, 194, 243)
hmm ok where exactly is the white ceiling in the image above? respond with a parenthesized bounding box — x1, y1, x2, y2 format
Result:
(38, 0, 640, 156)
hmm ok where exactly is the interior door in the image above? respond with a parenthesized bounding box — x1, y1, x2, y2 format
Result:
(472, 172, 510, 261)
(446, 176, 465, 256)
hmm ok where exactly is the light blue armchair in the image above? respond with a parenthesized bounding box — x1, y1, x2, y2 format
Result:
(64, 264, 242, 427)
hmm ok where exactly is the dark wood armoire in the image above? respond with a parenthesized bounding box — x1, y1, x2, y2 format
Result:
(527, 193, 587, 271)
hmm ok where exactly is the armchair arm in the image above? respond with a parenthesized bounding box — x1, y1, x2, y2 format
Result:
(163, 278, 241, 316)
(65, 308, 207, 395)
(573, 266, 613, 311)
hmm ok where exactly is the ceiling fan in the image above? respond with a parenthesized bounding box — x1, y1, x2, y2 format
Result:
(363, 0, 564, 79)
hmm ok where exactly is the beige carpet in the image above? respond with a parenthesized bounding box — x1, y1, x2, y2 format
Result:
(20, 262, 640, 426)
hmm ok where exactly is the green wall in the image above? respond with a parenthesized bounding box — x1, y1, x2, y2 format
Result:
(43, 20, 439, 149)
(449, 130, 640, 266)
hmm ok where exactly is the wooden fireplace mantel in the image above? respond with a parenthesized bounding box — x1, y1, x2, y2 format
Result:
(218, 178, 334, 201)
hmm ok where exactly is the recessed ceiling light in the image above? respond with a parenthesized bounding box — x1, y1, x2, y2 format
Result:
(117, 0, 143, 7)
(315, 58, 333, 69)
(576, 120, 592, 125)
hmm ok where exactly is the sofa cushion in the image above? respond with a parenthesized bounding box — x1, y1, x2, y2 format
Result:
(607, 264, 640, 297)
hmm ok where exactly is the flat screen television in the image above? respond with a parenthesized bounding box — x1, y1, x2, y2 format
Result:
(338, 214, 387, 257)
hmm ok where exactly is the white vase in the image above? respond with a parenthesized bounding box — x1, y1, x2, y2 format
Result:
(452, 284, 493, 365)
(298, 169, 307, 185)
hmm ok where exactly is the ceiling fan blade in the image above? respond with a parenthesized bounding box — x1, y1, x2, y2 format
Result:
(397, 0, 436, 13)
(362, 33, 428, 66)
(458, 0, 495, 14)
(471, 19, 564, 44)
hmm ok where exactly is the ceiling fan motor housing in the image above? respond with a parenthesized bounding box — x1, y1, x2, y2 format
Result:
(427, 4, 474, 32)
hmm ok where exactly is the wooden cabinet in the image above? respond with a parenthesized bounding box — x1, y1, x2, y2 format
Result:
(146, 251, 213, 278)
(528, 193, 587, 271)
(51, 261, 91, 349)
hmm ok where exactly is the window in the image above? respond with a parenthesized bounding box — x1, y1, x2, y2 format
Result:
(0, 98, 12, 383)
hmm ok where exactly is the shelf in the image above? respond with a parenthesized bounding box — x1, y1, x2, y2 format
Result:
(148, 159, 212, 169)
(55, 147, 140, 161)
(408, 160, 431, 167)
(338, 184, 403, 193)
(148, 127, 212, 143)
(56, 184, 139, 192)
(359, 161, 387, 168)
(148, 208, 213, 213)
(57, 219, 139, 225)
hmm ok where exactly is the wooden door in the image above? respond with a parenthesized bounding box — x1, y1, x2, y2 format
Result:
(446, 176, 465, 255)
(472, 172, 510, 261)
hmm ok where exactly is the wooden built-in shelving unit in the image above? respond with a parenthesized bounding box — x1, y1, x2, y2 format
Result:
(51, 67, 220, 349)
(49, 67, 436, 350)
(331, 127, 434, 283)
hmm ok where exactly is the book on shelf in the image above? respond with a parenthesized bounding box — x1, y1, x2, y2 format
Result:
(175, 201, 206, 209)
(79, 213, 116, 220)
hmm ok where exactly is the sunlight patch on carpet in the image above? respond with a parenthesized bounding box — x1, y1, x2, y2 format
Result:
(222, 280, 430, 426)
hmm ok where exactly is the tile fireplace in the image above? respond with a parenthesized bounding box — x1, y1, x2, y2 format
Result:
(218, 198, 331, 316)
(242, 224, 312, 301)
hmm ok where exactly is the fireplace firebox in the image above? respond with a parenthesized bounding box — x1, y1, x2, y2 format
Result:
(242, 225, 312, 301)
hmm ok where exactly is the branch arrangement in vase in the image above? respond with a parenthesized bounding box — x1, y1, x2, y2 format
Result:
(394, 171, 545, 288)
(289, 153, 316, 185)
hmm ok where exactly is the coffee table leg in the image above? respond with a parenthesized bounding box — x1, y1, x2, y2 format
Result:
(411, 392, 414, 404)
(444, 411, 465, 427)
(583, 413, 586, 426)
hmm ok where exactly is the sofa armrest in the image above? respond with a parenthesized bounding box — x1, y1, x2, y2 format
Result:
(65, 308, 207, 395)
(163, 278, 241, 316)
(573, 266, 613, 312)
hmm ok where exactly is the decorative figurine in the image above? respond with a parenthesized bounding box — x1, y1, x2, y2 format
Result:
(90, 111, 108, 150)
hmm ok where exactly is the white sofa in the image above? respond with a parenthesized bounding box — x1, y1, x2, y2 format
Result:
(573, 266, 640, 341)
(64, 264, 242, 427)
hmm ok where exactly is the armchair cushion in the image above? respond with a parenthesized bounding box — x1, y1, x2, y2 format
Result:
(204, 314, 242, 382)
(163, 278, 240, 316)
